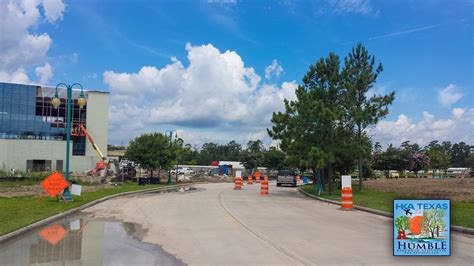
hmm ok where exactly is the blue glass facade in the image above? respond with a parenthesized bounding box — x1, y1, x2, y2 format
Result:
(0, 82, 87, 155)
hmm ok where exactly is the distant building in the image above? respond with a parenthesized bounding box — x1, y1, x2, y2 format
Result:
(0, 82, 108, 173)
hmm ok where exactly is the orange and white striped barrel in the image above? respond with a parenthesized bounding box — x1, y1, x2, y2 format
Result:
(264, 175, 268, 181)
(255, 174, 261, 183)
(260, 179, 269, 196)
(296, 175, 300, 183)
(247, 175, 253, 185)
(341, 187, 353, 210)
(234, 176, 243, 190)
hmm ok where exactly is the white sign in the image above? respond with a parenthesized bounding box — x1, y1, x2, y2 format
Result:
(71, 184, 82, 196)
(70, 219, 80, 230)
(341, 175, 352, 189)
(236, 171, 242, 178)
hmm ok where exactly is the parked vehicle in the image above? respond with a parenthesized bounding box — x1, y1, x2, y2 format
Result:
(171, 167, 194, 175)
(277, 169, 296, 187)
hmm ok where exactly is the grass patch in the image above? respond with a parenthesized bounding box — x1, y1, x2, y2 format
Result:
(0, 183, 169, 236)
(300, 183, 474, 228)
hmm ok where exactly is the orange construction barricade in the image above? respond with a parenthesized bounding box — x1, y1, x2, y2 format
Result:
(234, 176, 243, 190)
(341, 187, 353, 210)
(247, 175, 253, 185)
(260, 179, 269, 196)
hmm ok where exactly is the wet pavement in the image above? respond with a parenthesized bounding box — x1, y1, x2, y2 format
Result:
(0, 187, 197, 266)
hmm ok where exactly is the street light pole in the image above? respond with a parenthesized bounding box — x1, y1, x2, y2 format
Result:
(165, 130, 177, 184)
(52, 83, 86, 202)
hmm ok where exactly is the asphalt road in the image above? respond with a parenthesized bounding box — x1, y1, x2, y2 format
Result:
(85, 182, 474, 265)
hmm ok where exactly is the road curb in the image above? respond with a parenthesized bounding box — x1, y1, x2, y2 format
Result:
(0, 183, 193, 244)
(298, 186, 474, 235)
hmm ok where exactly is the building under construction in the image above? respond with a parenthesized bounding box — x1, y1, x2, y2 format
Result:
(0, 82, 108, 173)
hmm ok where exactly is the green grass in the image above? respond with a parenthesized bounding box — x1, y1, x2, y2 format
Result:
(301, 183, 474, 228)
(0, 183, 169, 236)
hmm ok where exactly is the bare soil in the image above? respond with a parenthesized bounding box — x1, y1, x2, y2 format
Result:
(0, 183, 112, 198)
(365, 178, 474, 202)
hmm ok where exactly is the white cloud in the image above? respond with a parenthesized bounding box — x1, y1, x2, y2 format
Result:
(371, 108, 474, 146)
(35, 63, 53, 84)
(40, 0, 66, 22)
(438, 84, 464, 107)
(264, 59, 284, 80)
(330, 0, 375, 15)
(104, 43, 297, 146)
(0, 68, 30, 83)
(0, 0, 65, 83)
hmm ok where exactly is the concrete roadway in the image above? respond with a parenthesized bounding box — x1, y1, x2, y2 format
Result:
(84, 182, 474, 265)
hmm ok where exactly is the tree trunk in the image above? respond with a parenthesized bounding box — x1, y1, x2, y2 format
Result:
(312, 168, 317, 187)
(150, 169, 153, 178)
(328, 164, 333, 195)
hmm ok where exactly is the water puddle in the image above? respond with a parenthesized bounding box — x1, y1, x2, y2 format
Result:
(0, 214, 185, 265)
(148, 186, 200, 194)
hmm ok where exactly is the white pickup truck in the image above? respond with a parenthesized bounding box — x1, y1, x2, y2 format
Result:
(276, 169, 297, 187)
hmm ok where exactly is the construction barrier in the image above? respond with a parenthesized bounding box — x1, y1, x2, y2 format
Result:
(247, 175, 253, 185)
(296, 175, 300, 183)
(255, 174, 261, 183)
(260, 179, 268, 196)
(234, 176, 243, 190)
(264, 175, 268, 181)
(341, 187, 353, 210)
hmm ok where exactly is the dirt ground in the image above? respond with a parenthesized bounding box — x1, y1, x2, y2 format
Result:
(0, 183, 112, 198)
(0, 174, 234, 197)
(365, 178, 474, 202)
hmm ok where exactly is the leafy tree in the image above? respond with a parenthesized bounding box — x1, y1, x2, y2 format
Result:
(426, 141, 451, 177)
(395, 216, 410, 231)
(409, 152, 430, 177)
(269, 52, 346, 195)
(422, 209, 445, 238)
(241, 140, 265, 172)
(450, 142, 472, 167)
(125, 133, 177, 180)
(262, 147, 286, 171)
(342, 43, 395, 191)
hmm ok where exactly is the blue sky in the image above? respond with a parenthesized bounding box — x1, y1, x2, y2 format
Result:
(0, 0, 472, 147)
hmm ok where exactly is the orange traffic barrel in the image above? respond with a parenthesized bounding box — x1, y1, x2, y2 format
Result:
(264, 175, 268, 181)
(247, 175, 253, 185)
(260, 179, 269, 196)
(234, 176, 243, 190)
(296, 175, 300, 182)
(255, 174, 261, 183)
(341, 188, 353, 210)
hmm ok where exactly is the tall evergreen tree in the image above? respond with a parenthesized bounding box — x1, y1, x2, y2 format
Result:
(342, 43, 395, 191)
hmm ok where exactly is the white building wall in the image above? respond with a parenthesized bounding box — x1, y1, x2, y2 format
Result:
(0, 139, 98, 172)
(85, 91, 108, 160)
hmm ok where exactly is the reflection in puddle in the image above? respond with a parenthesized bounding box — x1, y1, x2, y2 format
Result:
(0, 215, 184, 266)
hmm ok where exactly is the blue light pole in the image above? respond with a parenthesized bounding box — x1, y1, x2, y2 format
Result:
(52, 83, 86, 202)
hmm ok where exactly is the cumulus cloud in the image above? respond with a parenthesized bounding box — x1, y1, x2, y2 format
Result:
(104, 43, 297, 145)
(371, 108, 474, 146)
(438, 84, 464, 107)
(0, 0, 65, 83)
(35, 63, 53, 84)
(265, 59, 284, 80)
